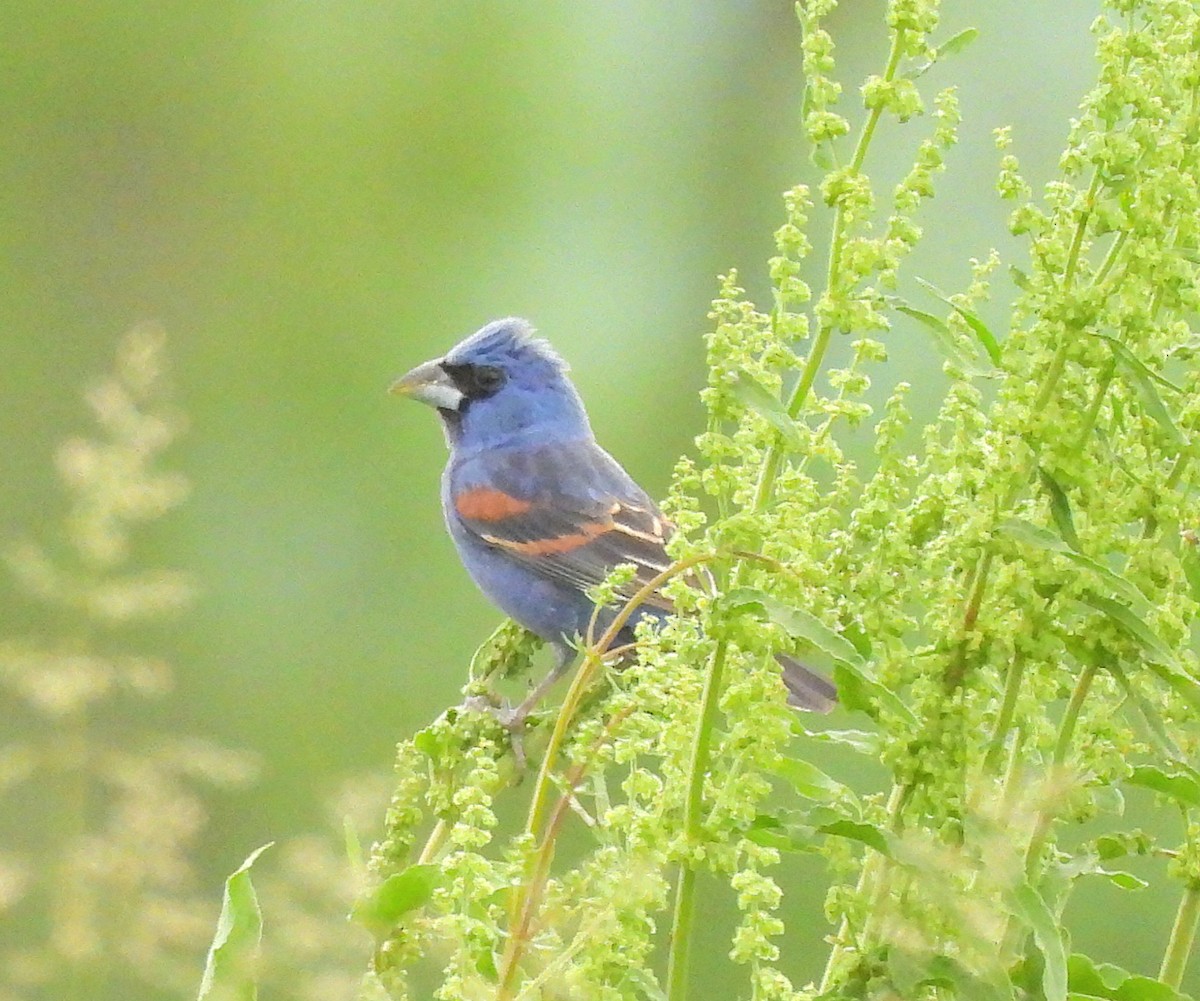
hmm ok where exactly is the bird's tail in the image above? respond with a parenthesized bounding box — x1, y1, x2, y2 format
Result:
(775, 654, 837, 713)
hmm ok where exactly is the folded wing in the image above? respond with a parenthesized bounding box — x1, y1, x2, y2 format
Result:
(449, 439, 676, 611)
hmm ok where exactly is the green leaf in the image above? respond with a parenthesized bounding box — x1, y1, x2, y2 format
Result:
(773, 757, 853, 802)
(1094, 868, 1148, 891)
(1108, 662, 1183, 762)
(893, 301, 988, 374)
(1097, 335, 1188, 447)
(889, 952, 1009, 1001)
(811, 142, 834, 170)
(1127, 765, 1200, 810)
(1079, 591, 1200, 712)
(730, 375, 804, 448)
(804, 728, 880, 755)
(998, 519, 1151, 614)
(1010, 265, 1033, 291)
(936, 26, 980, 59)
(197, 843, 273, 1001)
(1092, 831, 1156, 861)
(725, 588, 862, 666)
(834, 659, 918, 725)
(1077, 591, 1177, 667)
(746, 812, 819, 853)
(902, 26, 980, 80)
(1006, 880, 1067, 1001)
(1038, 466, 1081, 551)
(1068, 953, 1195, 1001)
(817, 819, 894, 856)
(724, 589, 915, 724)
(917, 277, 1003, 364)
(352, 864, 442, 938)
(1180, 544, 1200, 603)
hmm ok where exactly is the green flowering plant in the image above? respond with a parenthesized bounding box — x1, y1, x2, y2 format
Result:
(348, 1, 1200, 998)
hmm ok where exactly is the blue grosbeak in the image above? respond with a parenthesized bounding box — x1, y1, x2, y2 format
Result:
(392, 318, 836, 723)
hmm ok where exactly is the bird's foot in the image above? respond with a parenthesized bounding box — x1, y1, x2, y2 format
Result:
(459, 693, 538, 772)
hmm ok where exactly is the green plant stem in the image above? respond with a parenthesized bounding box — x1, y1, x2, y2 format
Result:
(818, 782, 911, 991)
(984, 651, 1027, 770)
(1052, 662, 1098, 768)
(944, 550, 994, 692)
(416, 819, 448, 865)
(1144, 451, 1193, 539)
(1022, 663, 1099, 883)
(1159, 881, 1200, 989)
(752, 27, 907, 515)
(666, 636, 731, 1001)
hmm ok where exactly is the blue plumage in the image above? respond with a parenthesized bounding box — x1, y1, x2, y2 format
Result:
(392, 318, 836, 716)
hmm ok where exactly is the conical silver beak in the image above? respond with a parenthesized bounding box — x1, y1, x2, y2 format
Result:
(389, 358, 464, 410)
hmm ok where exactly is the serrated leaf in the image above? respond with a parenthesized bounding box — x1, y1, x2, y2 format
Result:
(1038, 466, 1081, 551)
(917, 277, 1002, 364)
(1127, 765, 1200, 810)
(1006, 881, 1067, 1001)
(352, 864, 441, 938)
(1081, 594, 1200, 710)
(1079, 593, 1200, 712)
(197, 843, 273, 1001)
(998, 520, 1151, 614)
(1097, 335, 1187, 447)
(817, 819, 893, 856)
(730, 375, 804, 449)
(723, 589, 911, 724)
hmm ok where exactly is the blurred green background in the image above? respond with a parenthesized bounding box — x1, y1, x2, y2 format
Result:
(6, 0, 1192, 996)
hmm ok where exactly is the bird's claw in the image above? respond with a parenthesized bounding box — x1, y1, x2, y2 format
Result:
(459, 694, 535, 772)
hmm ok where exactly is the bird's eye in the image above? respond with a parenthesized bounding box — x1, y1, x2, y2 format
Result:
(441, 361, 507, 402)
(469, 365, 506, 397)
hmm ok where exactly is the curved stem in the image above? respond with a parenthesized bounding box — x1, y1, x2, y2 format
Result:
(497, 706, 635, 1000)
(524, 552, 718, 842)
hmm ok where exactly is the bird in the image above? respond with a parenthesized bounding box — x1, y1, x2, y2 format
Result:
(391, 317, 836, 727)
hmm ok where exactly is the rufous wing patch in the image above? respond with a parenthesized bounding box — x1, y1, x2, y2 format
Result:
(455, 487, 534, 522)
(481, 518, 613, 555)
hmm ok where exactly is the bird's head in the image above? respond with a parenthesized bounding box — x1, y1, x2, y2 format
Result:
(391, 318, 593, 450)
